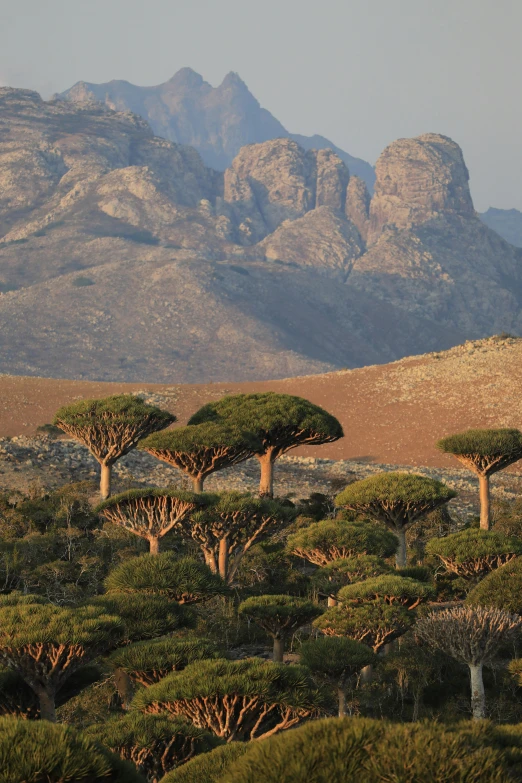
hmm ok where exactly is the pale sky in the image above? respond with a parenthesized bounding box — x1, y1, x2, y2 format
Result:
(1, 0, 521, 211)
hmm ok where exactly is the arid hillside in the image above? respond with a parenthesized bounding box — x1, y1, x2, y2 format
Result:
(2, 335, 521, 470)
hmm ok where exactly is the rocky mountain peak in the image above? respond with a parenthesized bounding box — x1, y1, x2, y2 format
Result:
(166, 67, 206, 89)
(368, 132, 475, 244)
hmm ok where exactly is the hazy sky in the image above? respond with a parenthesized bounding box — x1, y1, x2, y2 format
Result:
(1, 0, 521, 211)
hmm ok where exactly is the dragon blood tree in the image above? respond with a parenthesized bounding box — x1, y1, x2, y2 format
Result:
(104, 553, 226, 604)
(86, 713, 218, 783)
(188, 392, 343, 498)
(238, 595, 322, 662)
(159, 743, 249, 783)
(416, 606, 522, 720)
(426, 529, 522, 581)
(335, 472, 457, 568)
(95, 488, 207, 554)
(0, 718, 143, 783)
(132, 658, 328, 742)
(286, 518, 398, 566)
(437, 429, 522, 530)
(139, 423, 261, 493)
(300, 637, 376, 717)
(108, 636, 219, 688)
(314, 600, 414, 653)
(176, 492, 296, 583)
(312, 557, 393, 607)
(0, 593, 123, 722)
(53, 394, 175, 499)
(467, 556, 522, 614)
(338, 574, 435, 610)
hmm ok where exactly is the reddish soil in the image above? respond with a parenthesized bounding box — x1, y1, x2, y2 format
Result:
(1, 337, 520, 470)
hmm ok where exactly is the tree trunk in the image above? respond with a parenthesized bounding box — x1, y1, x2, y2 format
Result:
(328, 595, 338, 607)
(257, 453, 274, 498)
(469, 662, 486, 719)
(479, 474, 491, 531)
(100, 462, 112, 500)
(359, 664, 373, 684)
(412, 685, 422, 722)
(218, 538, 229, 582)
(192, 476, 204, 493)
(273, 636, 285, 663)
(395, 527, 407, 568)
(337, 686, 347, 717)
(149, 536, 160, 555)
(37, 688, 56, 722)
(114, 668, 135, 710)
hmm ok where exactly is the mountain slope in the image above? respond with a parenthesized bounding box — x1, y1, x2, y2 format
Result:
(479, 207, 522, 247)
(57, 68, 375, 187)
(0, 88, 521, 383)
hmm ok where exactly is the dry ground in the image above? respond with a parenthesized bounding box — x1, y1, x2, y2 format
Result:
(1, 336, 521, 473)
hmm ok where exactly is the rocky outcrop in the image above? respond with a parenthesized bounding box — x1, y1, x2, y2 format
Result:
(224, 139, 350, 243)
(57, 69, 375, 188)
(367, 133, 475, 244)
(259, 206, 364, 278)
(345, 175, 370, 243)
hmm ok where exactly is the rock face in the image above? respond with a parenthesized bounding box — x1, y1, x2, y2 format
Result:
(367, 133, 475, 244)
(0, 89, 521, 383)
(223, 139, 349, 242)
(57, 69, 376, 188)
(345, 175, 371, 242)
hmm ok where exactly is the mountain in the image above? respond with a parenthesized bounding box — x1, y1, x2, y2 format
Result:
(57, 68, 376, 188)
(479, 207, 522, 247)
(0, 88, 521, 384)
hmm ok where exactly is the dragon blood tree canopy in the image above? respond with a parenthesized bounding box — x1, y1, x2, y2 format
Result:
(437, 429, 522, 530)
(189, 392, 343, 497)
(335, 472, 457, 567)
(139, 422, 262, 492)
(54, 394, 175, 499)
(95, 488, 209, 555)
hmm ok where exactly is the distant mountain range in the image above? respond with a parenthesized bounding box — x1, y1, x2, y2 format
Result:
(0, 87, 521, 384)
(56, 68, 376, 189)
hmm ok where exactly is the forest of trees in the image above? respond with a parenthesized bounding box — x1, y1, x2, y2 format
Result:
(2, 392, 522, 781)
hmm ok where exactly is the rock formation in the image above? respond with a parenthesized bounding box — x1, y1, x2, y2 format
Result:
(0, 89, 520, 383)
(479, 207, 522, 248)
(367, 133, 475, 244)
(57, 69, 375, 188)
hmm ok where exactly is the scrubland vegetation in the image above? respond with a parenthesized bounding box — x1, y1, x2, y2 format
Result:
(2, 393, 522, 781)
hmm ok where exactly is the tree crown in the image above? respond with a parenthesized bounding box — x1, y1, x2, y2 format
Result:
(426, 529, 522, 563)
(466, 557, 522, 614)
(109, 635, 220, 678)
(159, 743, 249, 783)
(188, 392, 343, 450)
(338, 575, 435, 606)
(90, 593, 192, 642)
(437, 428, 522, 461)
(238, 595, 322, 631)
(335, 472, 456, 513)
(54, 394, 175, 429)
(0, 716, 144, 783)
(105, 554, 226, 603)
(300, 637, 375, 679)
(132, 657, 327, 714)
(0, 593, 122, 647)
(95, 487, 209, 515)
(287, 518, 398, 564)
(139, 422, 262, 453)
(314, 601, 414, 652)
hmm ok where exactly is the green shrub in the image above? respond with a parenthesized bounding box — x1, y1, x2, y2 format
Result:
(105, 553, 226, 603)
(72, 276, 95, 287)
(85, 712, 218, 781)
(426, 529, 522, 578)
(0, 716, 144, 782)
(219, 717, 522, 783)
(159, 743, 249, 783)
(133, 658, 328, 741)
(338, 574, 435, 608)
(287, 519, 398, 566)
(314, 600, 414, 652)
(467, 557, 522, 613)
(109, 636, 220, 686)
